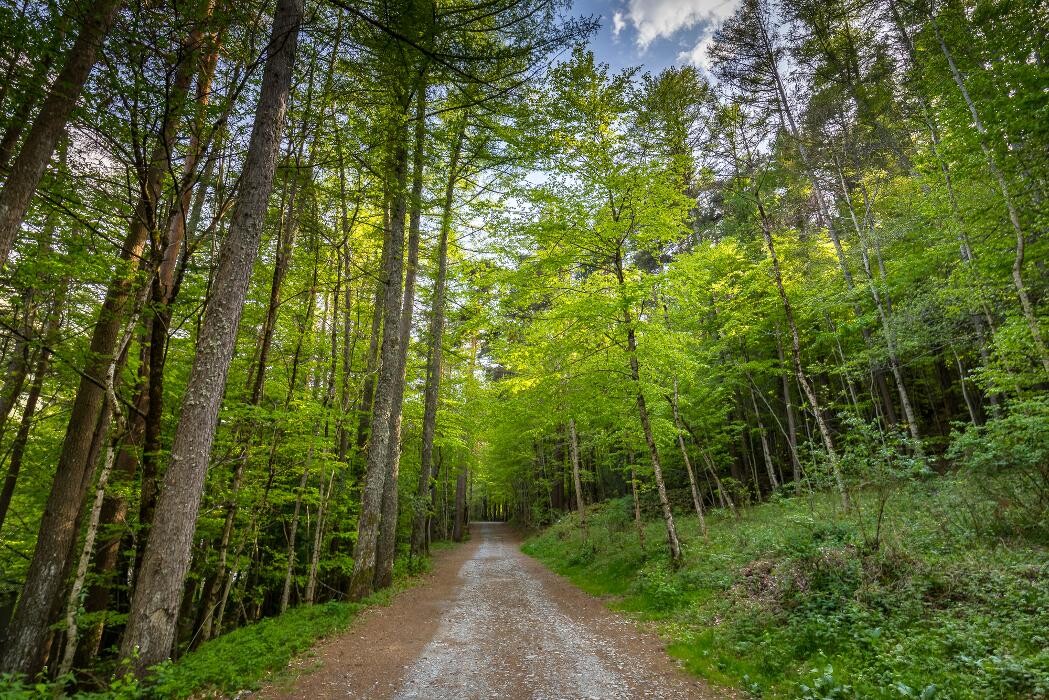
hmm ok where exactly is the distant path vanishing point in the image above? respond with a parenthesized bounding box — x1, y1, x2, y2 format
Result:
(259, 522, 733, 700)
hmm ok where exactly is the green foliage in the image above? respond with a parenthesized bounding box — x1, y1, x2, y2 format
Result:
(524, 479, 1049, 699)
(147, 601, 361, 697)
(948, 397, 1049, 542)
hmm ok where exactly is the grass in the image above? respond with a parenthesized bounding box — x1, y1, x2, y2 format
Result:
(152, 545, 455, 698)
(522, 478, 1049, 699)
(0, 544, 454, 699)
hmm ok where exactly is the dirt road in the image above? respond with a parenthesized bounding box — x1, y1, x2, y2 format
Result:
(259, 522, 729, 699)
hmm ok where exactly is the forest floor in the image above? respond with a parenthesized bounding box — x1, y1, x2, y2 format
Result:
(255, 521, 730, 699)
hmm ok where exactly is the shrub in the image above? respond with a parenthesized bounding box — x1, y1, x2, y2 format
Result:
(633, 559, 685, 612)
(948, 397, 1049, 542)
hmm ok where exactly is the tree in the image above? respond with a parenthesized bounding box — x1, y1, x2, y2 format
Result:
(119, 0, 303, 671)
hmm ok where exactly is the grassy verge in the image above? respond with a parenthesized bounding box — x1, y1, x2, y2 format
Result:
(153, 545, 455, 697)
(523, 479, 1049, 699)
(0, 544, 454, 699)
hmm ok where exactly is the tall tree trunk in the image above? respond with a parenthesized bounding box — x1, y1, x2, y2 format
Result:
(0, 0, 122, 268)
(355, 273, 385, 458)
(0, 9, 203, 666)
(0, 320, 31, 441)
(346, 106, 410, 602)
(756, 7, 899, 424)
(670, 380, 707, 537)
(305, 469, 335, 605)
(614, 251, 681, 564)
(75, 332, 150, 665)
(374, 78, 428, 590)
(629, 461, 645, 551)
(0, 284, 64, 531)
(452, 465, 467, 542)
(280, 440, 314, 614)
(138, 14, 225, 550)
(410, 114, 465, 559)
(755, 196, 849, 509)
(57, 315, 136, 676)
(748, 384, 779, 491)
(119, 0, 301, 671)
(887, 0, 996, 407)
(775, 330, 804, 492)
(833, 156, 922, 443)
(568, 418, 587, 538)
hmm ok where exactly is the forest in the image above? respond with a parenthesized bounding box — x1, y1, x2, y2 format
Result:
(0, 0, 1046, 696)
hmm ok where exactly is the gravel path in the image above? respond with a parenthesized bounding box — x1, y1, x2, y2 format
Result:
(260, 522, 732, 699)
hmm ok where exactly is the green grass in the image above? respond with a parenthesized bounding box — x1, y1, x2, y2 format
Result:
(522, 479, 1049, 699)
(0, 547, 452, 699)
(151, 549, 451, 698)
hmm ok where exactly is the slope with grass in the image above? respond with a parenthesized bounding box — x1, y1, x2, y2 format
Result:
(0, 549, 450, 699)
(523, 480, 1049, 699)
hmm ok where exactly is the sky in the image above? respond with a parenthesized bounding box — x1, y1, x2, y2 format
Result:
(568, 0, 741, 74)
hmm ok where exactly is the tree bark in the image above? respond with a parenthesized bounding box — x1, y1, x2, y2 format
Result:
(119, 0, 301, 671)
(57, 315, 136, 676)
(410, 114, 465, 559)
(346, 107, 410, 602)
(375, 78, 428, 590)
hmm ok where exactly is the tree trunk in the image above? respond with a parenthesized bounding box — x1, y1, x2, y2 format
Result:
(887, 0, 996, 406)
(0, 0, 122, 268)
(346, 106, 410, 602)
(452, 465, 467, 542)
(614, 251, 681, 564)
(833, 157, 922, 443)
(410, 114, 465, 559)
(775, 330, 804, 492)
(0, 285, 64, 531)
(568, 418, 588, 538)
(0, 321, 30, 441)
(670, 379, 707, 537)
(755, 196, 849, 509)
(305, 469, 335, 604)
(57, 315, 136, 675)
(748, 384, 779, 491)
(119, 0, 301, 672)
(280, 441, 314, 614)
(629, 461, 645, 551)
(374, 78, 428, 591)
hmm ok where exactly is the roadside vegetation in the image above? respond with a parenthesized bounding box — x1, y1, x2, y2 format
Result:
(0, 553, 438, 698)
(524, 406, 1049, 699)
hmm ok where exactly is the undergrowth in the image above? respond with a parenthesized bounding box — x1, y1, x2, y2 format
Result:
(0, 548, 445, 699)
(523, 479, 1049, 699)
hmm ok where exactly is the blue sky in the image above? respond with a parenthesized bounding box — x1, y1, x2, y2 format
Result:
(568, 0, 742, 74)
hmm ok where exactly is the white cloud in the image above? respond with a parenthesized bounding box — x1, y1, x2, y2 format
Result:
(612, 11, 626, 36)
(676, 34, 715, 70)
(618, 0, 739, 49)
